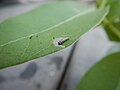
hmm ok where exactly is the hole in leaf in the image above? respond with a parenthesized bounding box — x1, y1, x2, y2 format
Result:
(29, 36, 33, 39)
(53, 36, 69, 48)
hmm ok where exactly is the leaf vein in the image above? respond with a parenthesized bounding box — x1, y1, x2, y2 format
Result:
(0, 8, 94, 47)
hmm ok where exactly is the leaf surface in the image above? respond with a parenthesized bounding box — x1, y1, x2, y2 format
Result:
(76, 44, 120, 90)
(0, 1, 109, 69)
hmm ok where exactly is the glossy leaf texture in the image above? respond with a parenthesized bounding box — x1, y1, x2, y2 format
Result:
(97, 0, 120, 41)
(76, 43, 120, 90)
(0, 1, 109, 69)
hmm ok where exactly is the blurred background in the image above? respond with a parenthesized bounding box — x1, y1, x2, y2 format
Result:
(0, 0, 114, 90)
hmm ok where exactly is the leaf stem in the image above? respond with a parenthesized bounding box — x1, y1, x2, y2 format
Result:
(96, 0, 120, 40)
(103, 18, 120, 39)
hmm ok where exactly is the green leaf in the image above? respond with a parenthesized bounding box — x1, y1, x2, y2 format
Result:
(97, 0, 120, 20)
(0, 1, 109, 69)
(106, 0, 120, 21)
(76, 44, 120, 90)
(96, 0, 120, 41)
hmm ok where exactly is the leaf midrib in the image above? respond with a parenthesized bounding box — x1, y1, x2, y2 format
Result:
(0, 8, 94, 47)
